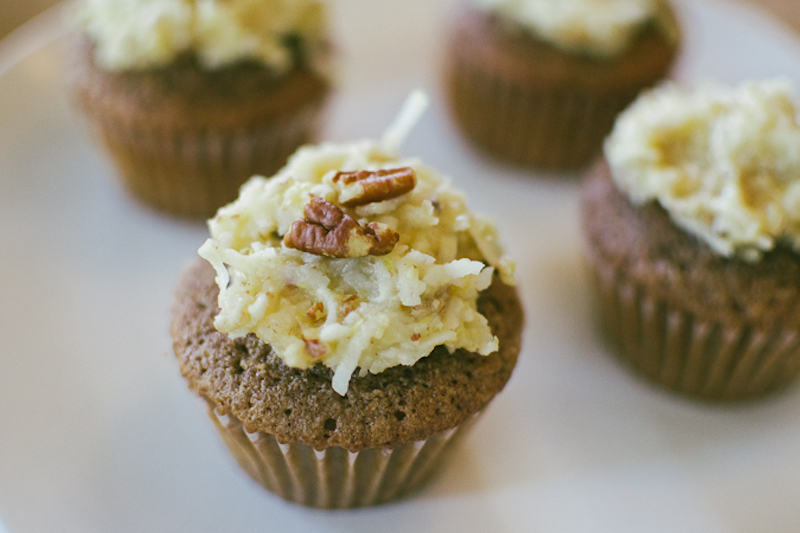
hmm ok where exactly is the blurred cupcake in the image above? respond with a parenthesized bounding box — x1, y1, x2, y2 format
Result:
(445, 0, 680, 171)
(171, 96, 523, 507)
(582, 79, 800, 401)
(68, 0, 333, 218)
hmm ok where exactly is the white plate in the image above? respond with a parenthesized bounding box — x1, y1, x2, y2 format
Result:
(2, 1, 800, 532)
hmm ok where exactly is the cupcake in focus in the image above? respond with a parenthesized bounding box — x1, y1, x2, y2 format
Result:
(171, 95, 524, 507)
(445, 0, 680, 171)
(68, 0, 333, 218)
(582, 79, 800, 401)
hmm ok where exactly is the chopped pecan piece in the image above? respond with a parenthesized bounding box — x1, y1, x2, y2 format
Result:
(303, 337, 327, 359)
(339, 295, 360, 319)
(284, 196, 399, 258)
(306, 302, 325, 322)
(333, 167, 417, 207)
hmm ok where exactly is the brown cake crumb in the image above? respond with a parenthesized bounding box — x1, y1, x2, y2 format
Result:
(68, 36, 330, 130)
(445, 6, 678, 169)
(171, 259, 524, 452)
(582, 160, 800, 328)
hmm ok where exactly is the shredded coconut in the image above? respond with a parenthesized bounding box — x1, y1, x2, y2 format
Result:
(472, 0, 675, 58)
(199, 94, 515, 395)
(605, 79, 800, 260)
(75, 0, 327, 72)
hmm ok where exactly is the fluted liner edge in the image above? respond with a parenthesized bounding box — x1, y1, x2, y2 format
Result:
(589, 260, 800, 401)
(206, 401, 481, 508)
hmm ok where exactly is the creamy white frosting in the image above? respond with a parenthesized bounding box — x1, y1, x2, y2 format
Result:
(605, 79, 800, 260)
(199, 130, 515, 396)
(76, 0, 327, 72)
(472, 0, 671, 58)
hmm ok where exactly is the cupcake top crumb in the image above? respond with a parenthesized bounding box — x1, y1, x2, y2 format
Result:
(75, 0, 327, 72)
(198, 95, 515, 395)
(471, 0, 676, 58)
(605, 79, 800, 260)
(172, 257, 523, 450)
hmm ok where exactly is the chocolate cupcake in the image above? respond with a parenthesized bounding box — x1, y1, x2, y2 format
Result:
(582, 80, 800, 401)
(445, 0, 679, 171)
(68, 0, 332, 218)
(171, 99, 523, 506)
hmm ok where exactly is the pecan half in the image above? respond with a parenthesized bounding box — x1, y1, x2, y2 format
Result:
(284, 196, 399, 258)
(333, 167, 417, 207)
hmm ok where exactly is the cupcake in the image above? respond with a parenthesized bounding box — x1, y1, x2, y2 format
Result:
(582, 79, 800, 401)
(445, 0, 680, 171)
(171, 96, 523, 507)
(68, 0, 333, 218)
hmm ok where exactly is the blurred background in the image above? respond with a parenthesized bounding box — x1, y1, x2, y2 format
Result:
(0, 0, 64, 40)
(1, 0, 799, 41)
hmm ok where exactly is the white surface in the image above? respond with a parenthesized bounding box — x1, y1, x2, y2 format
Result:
(1, 1, 800, 532)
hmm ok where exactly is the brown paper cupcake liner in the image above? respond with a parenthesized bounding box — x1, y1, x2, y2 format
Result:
(89, 101, 325, 218)
(447, 56, 631, 170)
(205, 400, 481, 508)
(589, 260, 800, 401)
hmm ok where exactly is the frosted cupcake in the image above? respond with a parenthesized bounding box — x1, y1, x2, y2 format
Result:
(68, 0, 332, 218)
(171, 96, 524, 506)
(582, 79, 800, 400)
(445, 0, 680, 170)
